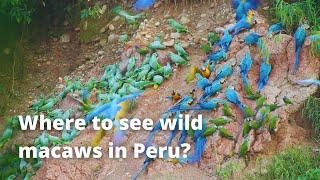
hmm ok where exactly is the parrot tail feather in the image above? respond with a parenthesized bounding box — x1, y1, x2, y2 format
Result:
(294, 47, 301, 74)
(132, 158, 152, 180)
(91, 129, 106, 147)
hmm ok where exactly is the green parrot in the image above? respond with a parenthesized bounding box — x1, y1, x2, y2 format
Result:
(250, 120, 262, 130)
(0, 127, 13, 148)
(141, 54, 151, 65)
(39, 98, 58, 112)
(222, 102, 235, 118)
(153, 75, 164, 89)
(239, 138, 249, 157)
(117, 84, 128, 96)
(218, 126, 237, 142)
(163, 62, 173, 78)
(201, 125, 218, 137)
(167, 19, 189, 33)
(283, 96, 293, 105)
(29, 94, 45, 110)
(166, 51, 189, 66)
(147, 35, 166, 50)
(265, 103, 281, 111)
(243, 104, 255, 117)
(61, 109, 73, 120)
(127, 55, 136, 72)
(268, 114, 279, 133)
(209, 117, 231, 125)
(109, 78, 123, 92)
(208, 32, 220, 46)
(201, 43, 212, 54)
(125, 83, 144, 94)
(243, 118, 251, 138)
(136, 47, 149, 55)
(119, 34, 129, 43)
(74, 76, 83, 90)
(147, 70, 156, 80)
(24, 172, 33, 180)
(122, 78, 153, 88)
(174, 41, 191, 60)
(137, 65, 151, 80)
(255, 96, 266, 111)
(149, 53, 162, 70)
(45, 132, 68, 146)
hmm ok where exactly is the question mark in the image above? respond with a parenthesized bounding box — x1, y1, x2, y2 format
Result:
(180, 143, 191, 158)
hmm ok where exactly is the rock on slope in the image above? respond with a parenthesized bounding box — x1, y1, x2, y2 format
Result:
(34, 4, 319, 180)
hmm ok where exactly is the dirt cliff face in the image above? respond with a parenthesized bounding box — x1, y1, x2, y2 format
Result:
(34, 1, 319, 180)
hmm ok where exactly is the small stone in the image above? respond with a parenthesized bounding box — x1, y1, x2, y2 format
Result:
(75, 27, 80, 32)
(108, 34, 119, 43)
(100, 5, 107, 14)
(46, 61, 51, 65)
(200, 14, 206, 18)
(109, 24, 115, 31)
(194, 36, 201, 44)
(98, 51, 104, 56)
(60, 33, 70, 43)
(113, 16, 120, 21)
(262, 6, 270, 10)
(155, 22, 160, 26)
(196, 23, 202, 29)
(163, 39, 174, 46)
(180, 41, 190, 48)
(215, 27, 225, 34)
(103, 26, 110, 33)
(180, 16, 190, 25)
(170, 32, 181, 39)
(145, 34, 152, 39)
(210, 3, 215, 8)
(99, 39, 107, 47)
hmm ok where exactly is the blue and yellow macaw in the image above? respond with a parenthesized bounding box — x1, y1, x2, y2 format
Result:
(179, 98, 225, 111)
(240, 32, 263, 48)
(213, 59, 236, 82)
(195, 73, 211, 90)
(199, 79, 226, 101)
(231, 0, 261, 21)
(267, 23, 287, 37)
(225, 86, 245, 113)
(165, 111, 181, 146)
(294, 24, 309, 74)
(145, 113, 172, 147)
(258, 57, 272, 90)
(240, 51, 252, 87)
(207, 49, 227, 62)
(165, 90, 182, 102)
(133, 0, 156, 11)
(217, 30, 233, 51)
(228, 10, 256, 36)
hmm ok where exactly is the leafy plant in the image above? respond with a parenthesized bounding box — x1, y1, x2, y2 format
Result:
(214, 160, 241, 180)
(0, 0, 37, 24)
(302, 96, 320, 132)
(254, 146, 320, 179)
(80, 4, 102, 21)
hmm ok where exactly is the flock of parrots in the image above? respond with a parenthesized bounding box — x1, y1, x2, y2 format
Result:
(1, 0, 320, 179)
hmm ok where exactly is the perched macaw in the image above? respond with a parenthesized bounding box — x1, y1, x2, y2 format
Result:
(283, 96, 293, 105)
(218, 126, 237, 142)
(217, 30, 233, 51)
(185, 62, 213, 83)
(203, 60, 216, 72)
(213, 59, 236, 82)
(199, 79, 226, 101)
(195, 73, 211, 90)
(225, 86, 245, 114)
(240, 51, 252, 76)
(207, 49, 227, 62)
(239, 138, 249, 157)
(294, 24, 309, 74)
(268, 114, 279, 133)
(165, 89, 195, 113)
(132, 155, 154, 180)
(209, 117, 231, 125)
(231, 0, 261, 21)
(222, 102, 235, 118)
(165, 111, 181, 146)
(187, 118, 207, 163)
(112, 6, 146, 24)
(294, 79, 320, 85)
(164, 99, 193, 113)
(167, 19, 189, 33)
(165, 90, 182, 102)
(258, 58, 272, 91)
(240, 32, 263, 48)
(179, 98, 224, 111)
(174, 41, 191, 60)
(267, 23, 287, 37)
(166, 51, 189, 66)
(133, 0, 156, 11)
(228, 10, 256, 36)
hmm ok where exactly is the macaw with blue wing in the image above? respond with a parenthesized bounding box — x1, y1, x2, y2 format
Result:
(294, 24, 309, 74)
(179, 98, 225, 111)
(240, 32, 263, 48)
(294, 79, 320, 85)
(195, 73, 211, 90)
(133, 0, 156, 11)
(217, 30, 233, 51)
(228, 10, 257, 36)
(145, 113, 172, 147)
(231, 0, 261, 21)
(207, 49, 227, 62)
(225, 86, 245, 114)
(258, 57, 272, 90)
(199, 79, 226, 101)
(240, 51, 252, 88)
(268, 23, 287, 37)
(213, 59, 236, 82)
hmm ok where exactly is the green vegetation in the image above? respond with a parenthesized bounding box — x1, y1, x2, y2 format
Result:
(252, 146, 320, 179)
(213, 160, 241, 180)
(0, 0, 36, 24)
(268, 0, 320, 54)
(302, 96, 320, 132)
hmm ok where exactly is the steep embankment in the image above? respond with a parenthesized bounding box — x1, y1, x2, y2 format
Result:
(33, 1, 319, 179)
